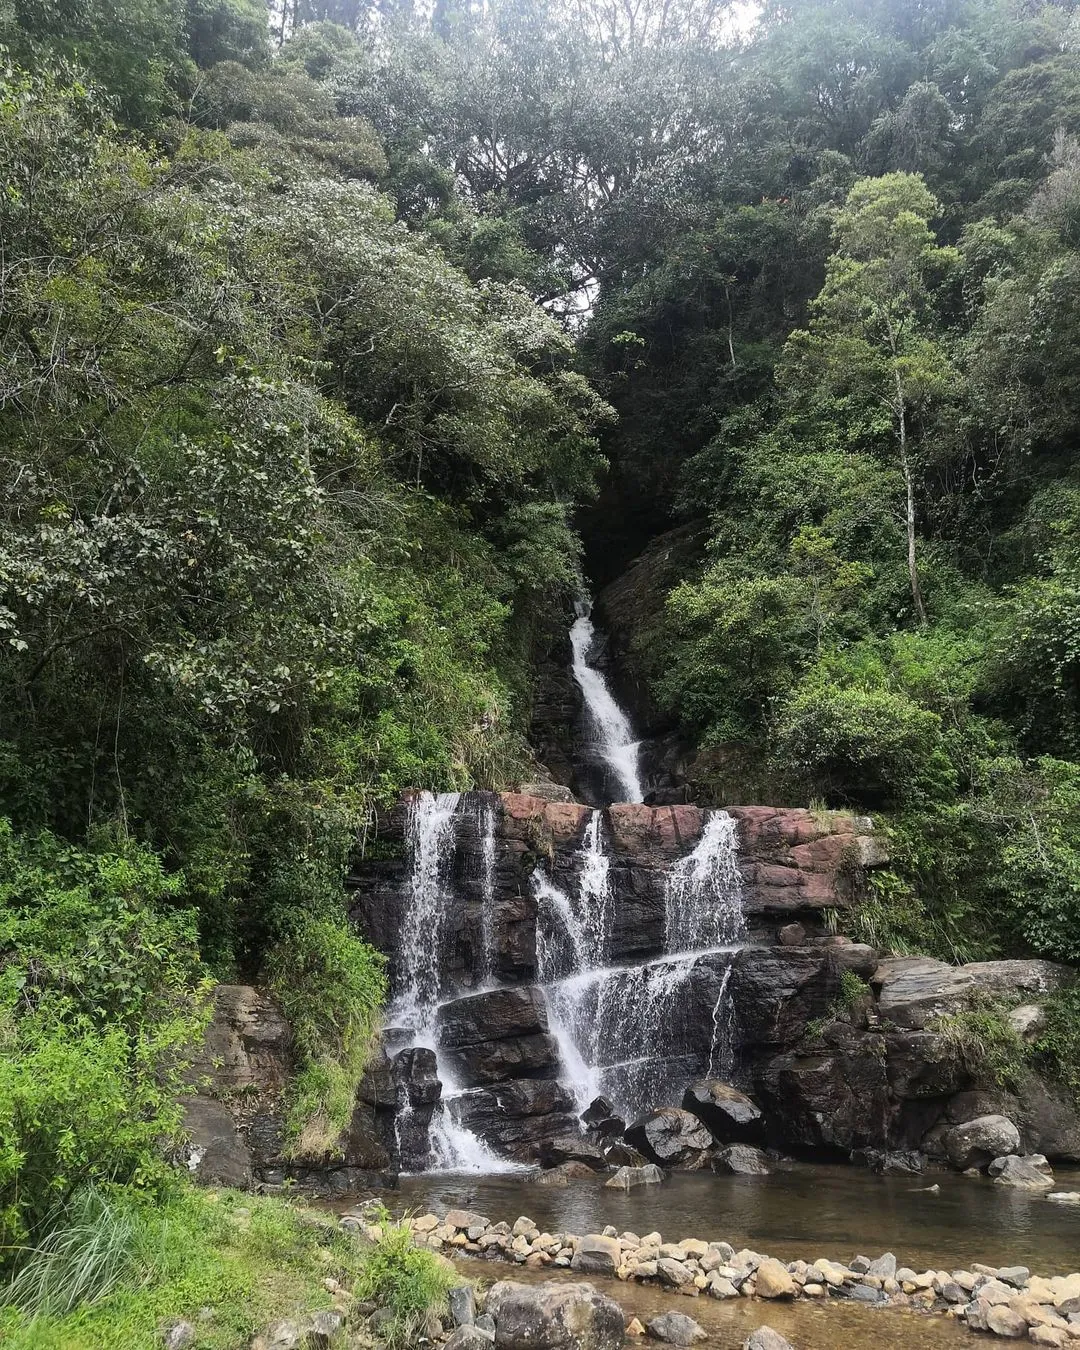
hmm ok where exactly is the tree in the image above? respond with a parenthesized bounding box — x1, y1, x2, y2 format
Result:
(781, 173, 958, 624)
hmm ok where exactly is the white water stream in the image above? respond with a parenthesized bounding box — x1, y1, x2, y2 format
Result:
(569, 601, 645, 803)
(392, 791, 523, 1173)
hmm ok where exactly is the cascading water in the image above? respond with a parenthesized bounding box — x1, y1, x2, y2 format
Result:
(477, 796, 498, 983)
(534, 805, 747, 1119)
(569, 601, 645, 804)
(392, 791, 521, 1173)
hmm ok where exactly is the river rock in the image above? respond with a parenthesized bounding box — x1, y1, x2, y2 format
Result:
(485, 1280, 624, 1349)
(582, 1095, 616, 1126)
(535, 1162, 596, 1186)
(744, 1331, 796, 1350)
(625, 1108, 714, 1167)
(448, 1285, 477, 1326)
(755, 1257, 797, 1299)
(445, 1330, 494, 1350)
(985, 1304, 1028, 1337)
(712, 1144, 770, 1175)
(657, 1257, 696, 1288)
(570, 1234, 622, 1276)
(605, 1164, 664, 1189)
(990, 1155, 1054, 1189)
(945, 1115, 1020, 1170)
(683, 1080, 763, 1142)
(645, 1311, 707, 1345)
(541, 1134, 607, 1170)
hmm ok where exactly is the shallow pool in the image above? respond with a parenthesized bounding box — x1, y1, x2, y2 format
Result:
(382, 1160, 1080, 1275)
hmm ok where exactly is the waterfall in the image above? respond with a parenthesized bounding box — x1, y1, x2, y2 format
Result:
(534, 806, 747, 1119)
(665, 810, 747, 952)
(478, 796, 498, 982)
(569, 601, 645, 804)
(392, 791, 522, 1173)
(394, 791, 461, 1039)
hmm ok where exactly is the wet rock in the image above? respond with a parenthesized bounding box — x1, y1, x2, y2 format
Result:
(441, 1033, 561, 1087)
(755, 1257, 797, 1299)
(485, 1279, 624, 1349)
(712, 1144, 770, 1175)
(534, 1162, 597, 1186)
(605, 1164, 664, 1190)
(851, 1148, 925, 1175)
(645, 1311, 708, 1345)
(438, 987, 550, 1047)
(570, 1234, 622, 1276)
(657, 1258, 696, 1288)
(990, 1155, 1054, 1189)
(778, 923, 806, 946)
(604, 1142, 651, 1168)
(581, 1095, 615, 1127)
(744, 1329, 796, 1350)
(945, 1115, 1020, 1170)
(541, 1134, 607, 1170)
(682, 1080, 763, 1143)
(625, 1108, 713, 1168)
(985, 1304, 1028, 1337)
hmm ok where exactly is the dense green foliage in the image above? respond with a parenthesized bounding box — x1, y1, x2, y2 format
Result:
(5, 0, 1080, 1327)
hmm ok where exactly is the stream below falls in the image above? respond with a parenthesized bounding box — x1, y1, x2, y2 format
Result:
(385, 1162, 1080, 1274)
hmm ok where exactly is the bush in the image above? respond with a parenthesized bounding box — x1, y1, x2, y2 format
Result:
(771, 679, 957, 807)
(354, 1209, 459, 1348)
(930, 998, 1028, 1089)
(264, 917, 387, 1157)
(0, 823, 209, 1256)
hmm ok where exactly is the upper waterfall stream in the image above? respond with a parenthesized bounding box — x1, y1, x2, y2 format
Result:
(569, 601, 645, 804)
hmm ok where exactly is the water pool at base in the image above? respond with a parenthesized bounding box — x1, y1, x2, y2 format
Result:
(383, 1160, 1080, 1275)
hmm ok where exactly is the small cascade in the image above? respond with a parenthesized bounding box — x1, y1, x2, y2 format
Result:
(394, 791, 461, 1039)
(533, 806, 747, 1119)
(391, 791, 522, 1173)
(569, 601, 645, 804)
(477, 796, 498, 982)
(665, 810, 747, 952)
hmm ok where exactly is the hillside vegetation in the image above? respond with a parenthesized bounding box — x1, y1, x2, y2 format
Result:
(2, 0, 1080, 1339)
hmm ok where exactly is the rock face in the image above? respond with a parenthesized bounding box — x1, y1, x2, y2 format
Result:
(484, 1280, 625, 1350)
(339, 788, 1080, 1173)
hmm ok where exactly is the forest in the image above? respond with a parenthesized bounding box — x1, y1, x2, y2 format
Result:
(2, 0, 1080, 1342)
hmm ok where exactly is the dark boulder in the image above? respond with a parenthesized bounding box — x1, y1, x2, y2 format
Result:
(683, 1079, 763, 1143)
(484, 1280, 624, 1350)
(712, 1143, 770, 1175)
(625, 1108, 713, 1168)
(581, 1095, 615, 1127)
(440, 1033, 560, 1087)
(540, 1133, 607, 1170)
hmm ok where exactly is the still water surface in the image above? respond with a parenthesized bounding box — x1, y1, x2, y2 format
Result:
(387, 1161, 1080, 1275)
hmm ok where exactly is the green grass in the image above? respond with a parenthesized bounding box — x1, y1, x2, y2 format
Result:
(353, 1208, 457, 1348)
(0, 1187, 367, 1350)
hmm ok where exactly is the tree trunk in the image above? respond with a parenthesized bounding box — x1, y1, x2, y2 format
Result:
(896, 387, 927, 625)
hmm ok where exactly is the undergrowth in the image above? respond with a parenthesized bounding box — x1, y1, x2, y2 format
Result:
(354, 1207, 457, 1349)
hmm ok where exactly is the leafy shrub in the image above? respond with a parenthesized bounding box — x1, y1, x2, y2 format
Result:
(930, 998, 1028, 1089)
(353, 1209, 459, 1348)
(0, 823, 208, 1256)
(264, 917, 387, 1157)
(771, 678, 957, 807)
(1035, 981, 1080, 1102)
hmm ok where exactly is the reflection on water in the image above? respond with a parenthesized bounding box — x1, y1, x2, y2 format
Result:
(387, 1161, 1080, 1275)
(454, 1256, 970, 1350)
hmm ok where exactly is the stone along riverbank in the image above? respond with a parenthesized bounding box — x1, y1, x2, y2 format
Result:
(356, 1205, 1080, 1346)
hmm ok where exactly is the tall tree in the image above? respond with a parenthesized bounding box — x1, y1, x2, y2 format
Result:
(781, 173, 957, 623)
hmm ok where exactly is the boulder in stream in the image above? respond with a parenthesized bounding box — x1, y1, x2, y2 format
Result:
(605, 1163, 664, 1189)
(744, 1331, 796, 1350)
(625, 1108, 713, 1167)
(485, 1279, 624, 1349)
(712, 1143, 770, 1175)
(645, 1311, 708, 1345)
(683, 1079, 763, 1142)
(944, 1115, 1020, 1170)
